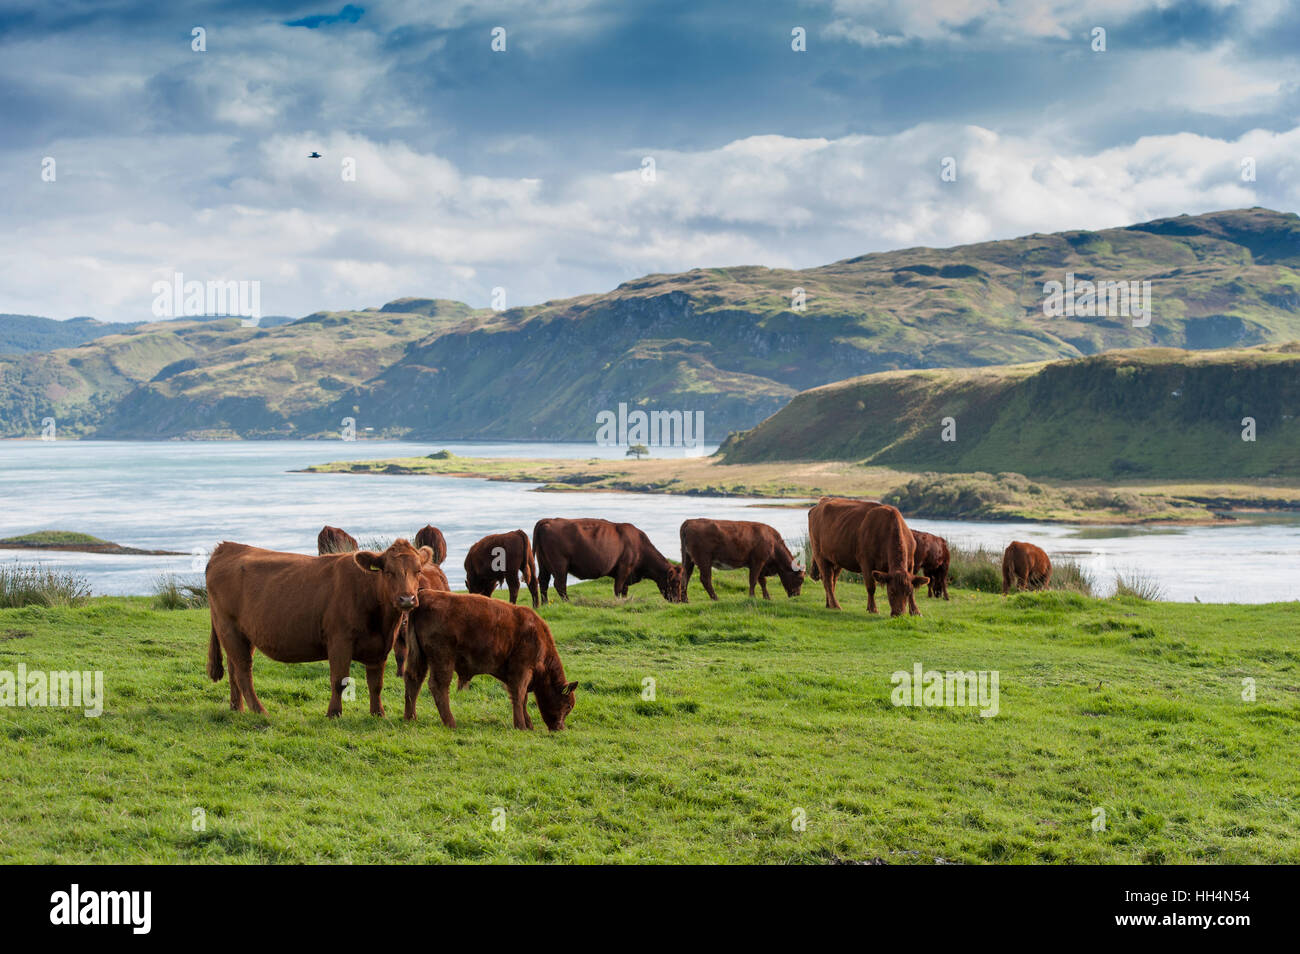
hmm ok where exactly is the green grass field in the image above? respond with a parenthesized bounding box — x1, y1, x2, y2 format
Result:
(1, 574, 1296, 864)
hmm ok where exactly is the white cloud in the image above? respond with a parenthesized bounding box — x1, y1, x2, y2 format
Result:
(3, 122, 1298, 322)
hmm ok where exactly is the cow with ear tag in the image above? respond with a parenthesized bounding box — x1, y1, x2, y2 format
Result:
(206, 538, 432, 717)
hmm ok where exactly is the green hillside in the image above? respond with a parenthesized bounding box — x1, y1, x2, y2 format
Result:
(3, 207, 1300, 440)
(719, 343, 1300, 479)
(0, 315, 135, 354)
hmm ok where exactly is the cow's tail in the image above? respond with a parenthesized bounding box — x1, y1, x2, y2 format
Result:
(206, 626, 224, 682)
(517, 529, 537, 584)
(403, 610, 424, 674)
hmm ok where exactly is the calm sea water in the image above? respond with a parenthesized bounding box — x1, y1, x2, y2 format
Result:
(1, 440, 1297, 603)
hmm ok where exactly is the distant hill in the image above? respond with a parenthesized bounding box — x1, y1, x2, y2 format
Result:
(0, 315, 135, 354)
(718, 343, 1300, 479)
(3, 207, 1300, 442)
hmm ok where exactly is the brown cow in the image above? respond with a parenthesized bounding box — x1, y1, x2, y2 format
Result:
(911, 530, 951, 600)
(807, 500, 881, 581)
(679, 518, 804, 601)
(808, 499, 926, 616)
(1002, 541, 1052, 594)
(464, 529, 540, 607)
(403, 590, 577, 730)
(413, 525, 447, 565)
(317, 525, 358, 554)
(206, 538, 433, 717)
(392, 561, 451, 680)
(533, 517, 685, 603)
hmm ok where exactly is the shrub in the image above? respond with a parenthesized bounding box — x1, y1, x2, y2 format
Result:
(153, 575, 208, 610)
(0, 564, 92, 608)
(1112, 569, 1165, 601)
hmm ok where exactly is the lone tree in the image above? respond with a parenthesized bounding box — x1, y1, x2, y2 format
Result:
(626, 443, 650, 460)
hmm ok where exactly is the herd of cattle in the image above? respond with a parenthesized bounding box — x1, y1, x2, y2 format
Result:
(204, 498, 1053, 730)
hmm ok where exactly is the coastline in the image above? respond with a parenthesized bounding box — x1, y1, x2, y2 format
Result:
(295, 454, 1300, 526)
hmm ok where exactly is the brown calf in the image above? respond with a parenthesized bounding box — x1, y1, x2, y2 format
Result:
(679, 518, 804, 601)
(533, 517, 685, 603)
(1002, 541, 1052, 593)
(403, 590, 577, 730)
(911, 530, 951, 600)
(206, 539, 433, 717)
(464, 529, 540, 607)
(808, 499, 926, 616)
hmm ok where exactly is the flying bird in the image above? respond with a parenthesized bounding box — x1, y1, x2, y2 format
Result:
(308, 151, 322, 159)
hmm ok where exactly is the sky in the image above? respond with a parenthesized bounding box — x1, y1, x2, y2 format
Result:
(3, 0, 1299, 322)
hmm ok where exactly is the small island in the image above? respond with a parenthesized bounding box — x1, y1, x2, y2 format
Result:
(0, 531, 184, 556)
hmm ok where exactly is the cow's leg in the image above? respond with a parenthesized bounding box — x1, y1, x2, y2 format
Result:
(681, 555, 694, 602)
(326, 644, 353, 718)
(429, 660, 456, 728)
(1002, 562, 1011, 595)
(865, 571, 878, 614)
(746, 564, 760, 598)
(538, 563, 551, 604)
(526, 572, 540, 609)
(552, 563, 569, 602)
(818, 559, 840, 609)
(508, 672, 534, 730)
(224, 630, 266, 714)
(613, 567, 630, 599)
(507, 572, 520, 604)
(365, 661, 386, 717)
(700, 562, 719, 601)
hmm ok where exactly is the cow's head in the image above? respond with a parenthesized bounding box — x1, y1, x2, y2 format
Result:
(778, 559, 806, 597)
(463, 568, 493, 598)
(871, 569, 928, 617)
(660, 564, 687, 603)
(537, 679, 578, 731)
(354, 539, 433, 611)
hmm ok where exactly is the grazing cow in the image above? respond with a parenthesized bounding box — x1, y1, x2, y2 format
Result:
(413, 525, 447, 566)
(911, 530, 951, 600)
(533, 517, 686, 603)
(464, 529, 540, 607)
(808, 499, 926, 616)
(317, 525, 359, 554)
(678, 518, 804, 601)
(206, 538, 433, 717)
(1002, 541, 1052, 594)
(808, 499, 881, 581)
(403, 590, 577, 730)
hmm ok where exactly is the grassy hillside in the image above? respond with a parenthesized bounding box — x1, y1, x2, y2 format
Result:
(720, 343, 1300, 479)
(1, 576, 1296, 863)
(0, 315, 135, 355)
(0, 304, 475, 438)
(4, 207, 1300, 440)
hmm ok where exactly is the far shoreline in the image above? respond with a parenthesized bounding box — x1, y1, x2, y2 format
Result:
(294, 453, 1300, 527)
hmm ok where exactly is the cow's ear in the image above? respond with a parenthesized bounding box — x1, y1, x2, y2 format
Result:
(562, 681, 578, 695)
(871, 570, 888, 582)
(912, 575, 929, 587)
(354, 551, 384, 573)
(418, 545, 435, 566)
